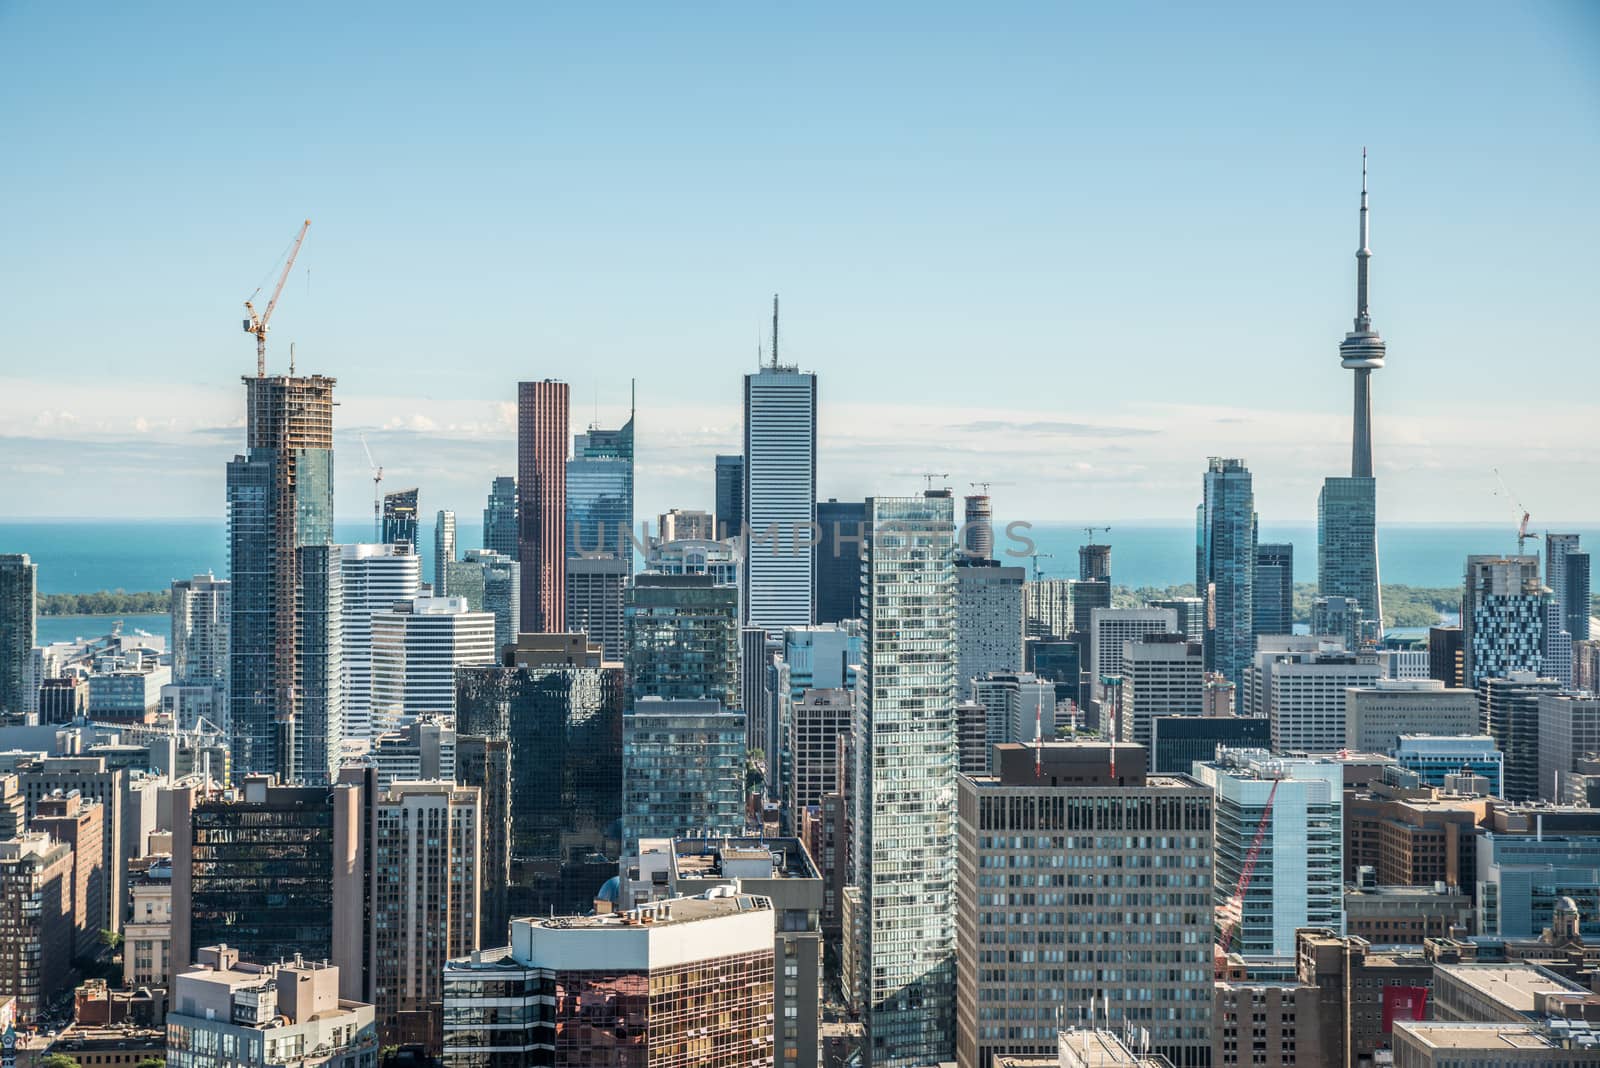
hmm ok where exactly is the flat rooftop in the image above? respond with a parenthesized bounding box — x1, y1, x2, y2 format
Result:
(1437, 963, 1587, 1013)
(1394, 1022, 1557, 1050)
(670, 836, 820, 880)
(533, 892, 770, 930)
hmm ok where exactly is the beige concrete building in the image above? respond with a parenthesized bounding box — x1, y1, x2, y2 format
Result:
(370, 780, 480, 1052)
(957, 743, 1213, 1068)
(1392, 1022, 1594, 1066)
(32, 789, 106, 959)
(167, 945, 376, 1068)
(1345, 678, 1478, 754)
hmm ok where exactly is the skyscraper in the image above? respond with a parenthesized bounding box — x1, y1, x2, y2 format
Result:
(1195, 749, 1346, 957)
(382, 488, 420, 549)
(1318, 152, 1385, 639)
(1197, 457, 1256, 691)
(566, 397, 636, 560)
(854, 490, 957, 1068)
(455, 548, 521, 655)
(625, 573, 740, 708)
(1078, 543, 1111, 582)
(370, 596, 496, 732)
(433, 509, 456, 596)
(171, 574, 230, 691)
(227, 372, 336, 779)
(295, 543, 344, 783)
(0, 554, 37, 716)
(370, 780, 481, 1049)
(482, 475, 518, 560)
(963, 494, 994, 559)
(956, 743, 1214, 1068)
(715, 453, 745, 540)
(743, 298, 817, 632)
(1253, 542, 1294, 637)
(621, 697, 747, 852)
(954, 560, 1025, 700)
(455, 635, 622, 919)
(1462, 555, 1548, 689)
(1547, 535, 1591, 642)
(1565, 552, 1592, 642)
(517, 379, 569, 632)
(815, 499, 866, 625)
(339, 543, 422, 741)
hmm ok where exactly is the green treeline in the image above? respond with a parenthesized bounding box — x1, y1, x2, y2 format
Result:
(1112, 582, 1457, 628)
(37, 590, 167, 616)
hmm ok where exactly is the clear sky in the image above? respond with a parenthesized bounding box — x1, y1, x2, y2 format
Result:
(1, 2, 1596, 524)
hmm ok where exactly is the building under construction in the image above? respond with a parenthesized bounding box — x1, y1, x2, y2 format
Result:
(227, 373, 341, 782)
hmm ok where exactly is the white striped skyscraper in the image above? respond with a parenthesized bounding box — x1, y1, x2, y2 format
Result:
(743, 296, 817, 632)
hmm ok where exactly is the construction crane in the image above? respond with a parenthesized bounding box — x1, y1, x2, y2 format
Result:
(1214, 775, 1281, 974)
(361, 434, 383, 541)
(921, 472, 949, 492)
(1082, 525, 1111, 541)
(970, 481, 991, 495)
(1492, 468, 1540, 555)
(1027, 552, 1054, 582)
(243, 219, 311, 377)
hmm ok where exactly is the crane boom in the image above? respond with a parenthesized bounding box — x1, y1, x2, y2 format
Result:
(1215, 775, 1280, 970)
(244, 219, 311, 377)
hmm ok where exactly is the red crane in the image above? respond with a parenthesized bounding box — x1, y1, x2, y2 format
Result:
(1214, 775, 1280, 973)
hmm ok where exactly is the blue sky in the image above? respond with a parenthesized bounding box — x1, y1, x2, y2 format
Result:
(1, 2, 1597, 522)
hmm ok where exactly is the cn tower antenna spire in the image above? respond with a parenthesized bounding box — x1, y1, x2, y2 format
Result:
(1356, 147, 1371, 331)
(1339, 148, 1385, 480)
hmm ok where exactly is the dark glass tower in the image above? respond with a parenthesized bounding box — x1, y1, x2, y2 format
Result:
(715, 454, 744, 541)
(815, 499, 867, 624)
(1197, 457, 1256, 691)
(1253, 542, 1294, 636)
(455, 649, 622, 917)
(227, 373, 336, 779)
(381, 488, 419, 548)
(0, 554, 36, 716)
(482, 476, 519, 560)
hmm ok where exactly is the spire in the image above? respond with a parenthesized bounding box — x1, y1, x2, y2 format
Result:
(1355, 147, 1371, 332)
(771, 293, 780, 369)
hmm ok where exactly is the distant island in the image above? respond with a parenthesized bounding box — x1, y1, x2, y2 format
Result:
(38, 590, 168, 616)
(1113, 582, 1458, 628)
(39, 583, 1461, 628)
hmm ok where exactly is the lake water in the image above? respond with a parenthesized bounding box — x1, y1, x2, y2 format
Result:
(5, 518, 1594, 651)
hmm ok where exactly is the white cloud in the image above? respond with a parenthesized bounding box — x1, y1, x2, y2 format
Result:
(0, 375, 1595, 523)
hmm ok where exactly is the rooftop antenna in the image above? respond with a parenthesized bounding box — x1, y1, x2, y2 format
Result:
(771, 293, 780, 368)
(289, 341, 295, 376)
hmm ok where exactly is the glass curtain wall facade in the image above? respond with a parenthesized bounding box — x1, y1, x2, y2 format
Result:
(854, 491, 958, 1068)
(1197, 457, 1256, 692)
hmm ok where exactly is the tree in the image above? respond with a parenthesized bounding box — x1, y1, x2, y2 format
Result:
(41, 1055, 82, 1068)
(135, 1059, 166, 1068)
(100, 928, 123, 950)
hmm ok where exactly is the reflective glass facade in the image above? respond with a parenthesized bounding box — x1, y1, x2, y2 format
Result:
(622, 701, 746, 851)
(1317, 475, 1381, 637)
(455, 663, 622, 917)
(854, 492, 958, 1068)
(625, 574, 739, 707)
(188, 786, 336, 965)
(1197, 457, 1256, 692)
(566, 418, 634, 560)
(482, 476, 519, 561)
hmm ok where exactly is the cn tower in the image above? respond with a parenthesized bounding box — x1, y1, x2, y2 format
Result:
(1339, 149, 1385, 478)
